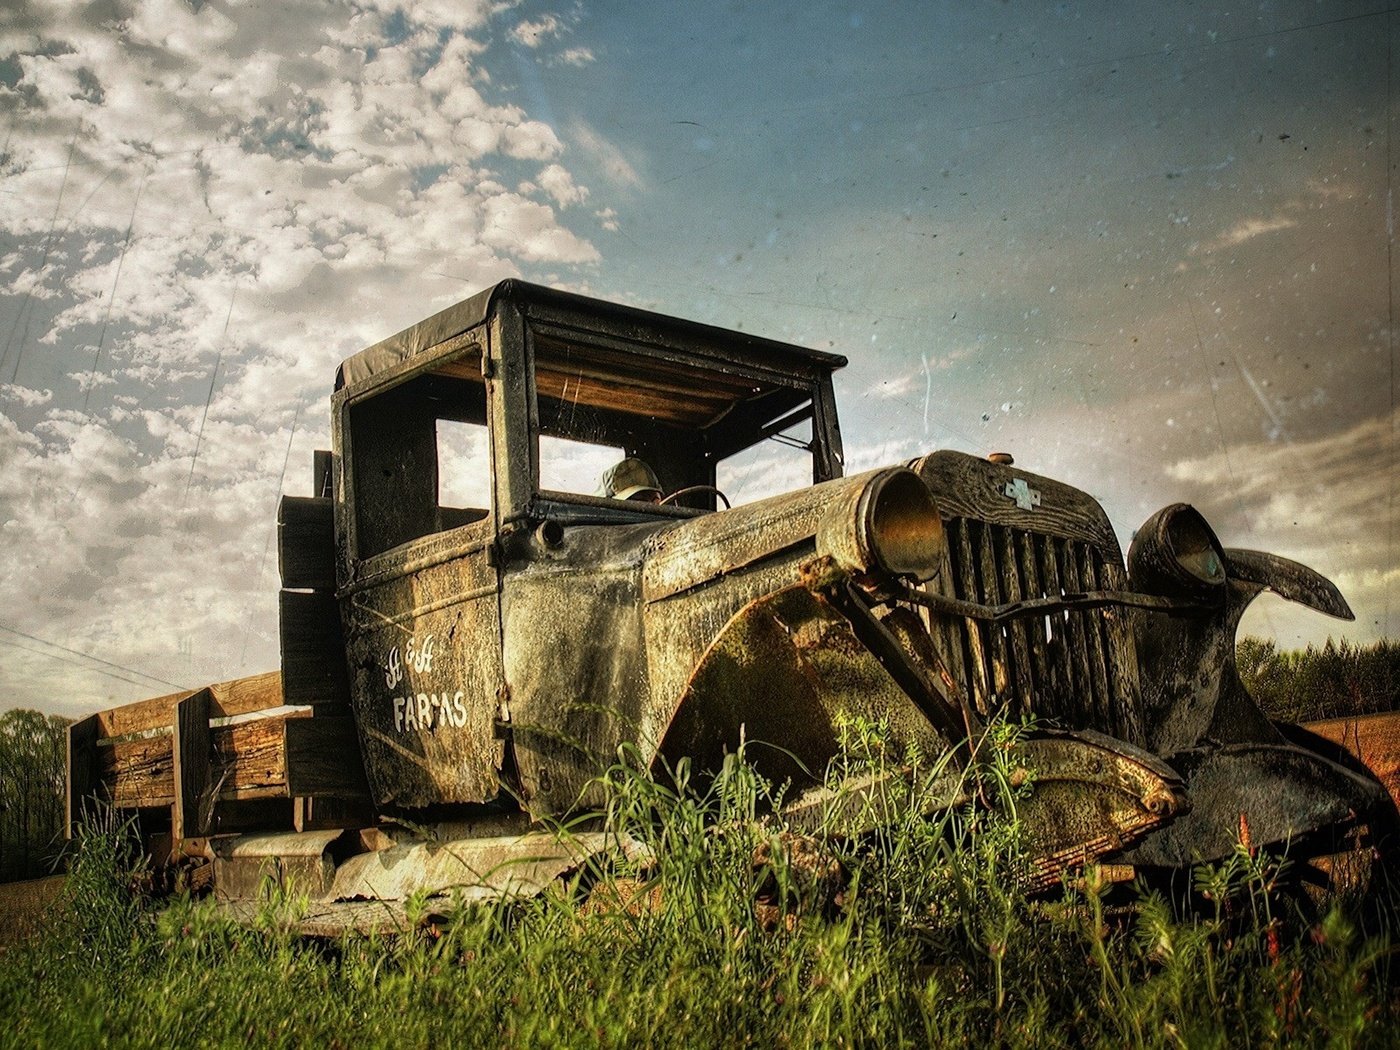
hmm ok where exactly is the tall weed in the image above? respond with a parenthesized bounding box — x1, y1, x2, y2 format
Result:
(2, 724, 1396, 1048)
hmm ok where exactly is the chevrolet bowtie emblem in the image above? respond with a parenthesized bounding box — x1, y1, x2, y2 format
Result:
(1003, 478, 1041, 511)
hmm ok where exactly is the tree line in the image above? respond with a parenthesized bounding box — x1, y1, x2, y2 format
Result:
(0, 709, 69, 882)
(1236, 637, 1400, 724)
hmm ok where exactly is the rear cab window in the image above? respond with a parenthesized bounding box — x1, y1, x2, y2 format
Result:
(527, 323, 832, 517)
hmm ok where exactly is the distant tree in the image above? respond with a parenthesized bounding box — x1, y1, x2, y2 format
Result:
(1237, 638, 1400, 724)
(0, 709, 69, 882)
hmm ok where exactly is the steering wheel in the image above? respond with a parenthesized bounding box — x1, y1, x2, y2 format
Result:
(659, 485, 731, 510)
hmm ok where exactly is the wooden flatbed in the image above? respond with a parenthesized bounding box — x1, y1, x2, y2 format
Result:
(66, 670, 371, 843)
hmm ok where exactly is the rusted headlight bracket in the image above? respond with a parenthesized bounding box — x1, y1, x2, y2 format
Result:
(886, 582, 1206, 624)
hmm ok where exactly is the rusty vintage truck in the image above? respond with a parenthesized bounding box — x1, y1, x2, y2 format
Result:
(66, 280, 1390, 923)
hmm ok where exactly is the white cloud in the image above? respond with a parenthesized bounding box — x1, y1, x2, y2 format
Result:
(505, 11, 592, 65)
(1203, 215, 1298, 252)
(510, 15, 561, 48)
(480, 192, 599, 263)
(865, 373, 920, 400)
(0, 0, 602, 715)
(537, 163, 588, 207)
(555, 47, 595, 67)
(844, 436, 928, 473)
(569, 120, 644, 190)
(374, 0, 496, 31)
(502, 120, 564, 161)
(1163, 409, 1400, 640)
(0, 384, 53, 407)
(70, 371, 116, 392)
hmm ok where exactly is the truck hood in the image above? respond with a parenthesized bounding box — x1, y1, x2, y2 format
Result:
(640, 466, 940, 604)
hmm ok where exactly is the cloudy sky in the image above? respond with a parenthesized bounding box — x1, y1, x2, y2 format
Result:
(0, 0, 1395, 718)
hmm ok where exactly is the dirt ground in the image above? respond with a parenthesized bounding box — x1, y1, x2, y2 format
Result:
(1304, 712, 1400, 809)
(0, 876, 66, 948)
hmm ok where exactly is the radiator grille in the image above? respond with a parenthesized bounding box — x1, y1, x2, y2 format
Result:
(941, 518, 1144, 746)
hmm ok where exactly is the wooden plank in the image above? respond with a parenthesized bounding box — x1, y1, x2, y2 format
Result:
(948, 519, 991, 715)
(1067, 543, 1113, 730)
(532, 332, 766, 401)
(279, 496, 336, 590)
(65, 715, 100, 838)
(103, 735, 176, 808)
(976, 523, 1016, 707)
(1034, 533, 1070, 716)
(102, 715, 298, 811)
(1053, 539, 1098, 727)
(283, 716, 372, 799)
(1093, 555, 1144, 746)
(536, 369, 733, 426)
(911, 449, 1122, 557)
(280, 590, 350, 705)
(1015, 530, 1052, 701)
(923, 518, 970, 716)
(172, 689, 212, 839)
(995, 525, 1036, 717)
(95, 670, 285, 739)
(219, 718, 292, 798)
(525, 308, 838, 389)
(974, 520, 1012, 704)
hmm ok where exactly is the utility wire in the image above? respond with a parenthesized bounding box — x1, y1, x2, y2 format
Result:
(184, 284, 237, 504)
(0, 623, 187, 690)
(0, 122, 79, 384)
(83, 174, 145, 414)
(0, 637, 162, 691)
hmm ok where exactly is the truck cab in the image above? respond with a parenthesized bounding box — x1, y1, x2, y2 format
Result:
(324, 280, 853, 810)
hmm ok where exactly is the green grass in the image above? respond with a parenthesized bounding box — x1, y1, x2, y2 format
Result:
(3, 722, 1397, 1049)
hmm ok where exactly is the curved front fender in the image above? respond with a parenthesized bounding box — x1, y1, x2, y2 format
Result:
(1223, 548, 1354, 621)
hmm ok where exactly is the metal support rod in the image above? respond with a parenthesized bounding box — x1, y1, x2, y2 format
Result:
(889, 582, 1204, 624)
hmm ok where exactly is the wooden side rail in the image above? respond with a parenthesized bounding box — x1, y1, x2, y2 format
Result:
(92, 671, 286, 739)
(67, 670, 371, 840)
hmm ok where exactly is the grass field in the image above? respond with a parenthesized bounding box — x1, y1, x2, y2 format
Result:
(2, 725, 1397, 1048)
(0, 876, 64, 950)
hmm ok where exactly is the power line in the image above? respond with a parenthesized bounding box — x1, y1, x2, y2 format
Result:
(0, 623, 187, 691)
(0, 637, 159, 691)
(0, 121, 79, 384)
(83, 174, 145, 415)
(184, 284, 238, 504)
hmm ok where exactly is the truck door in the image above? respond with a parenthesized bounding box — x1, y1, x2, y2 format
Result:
(335, 358, 506, 809)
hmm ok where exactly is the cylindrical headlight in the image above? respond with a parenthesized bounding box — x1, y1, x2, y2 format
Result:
(1127, 503, 1227, 601)
(817, 467, 945, 582)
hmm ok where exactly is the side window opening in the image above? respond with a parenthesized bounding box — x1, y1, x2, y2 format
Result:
(539, 434, 625, 497)
(350, 366, 489, 559)
(716, 408, 815, 507)
(437, 419, 490, 530)
(526, 325, 827, 514)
